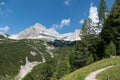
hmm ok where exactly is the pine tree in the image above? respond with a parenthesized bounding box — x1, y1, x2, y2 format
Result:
(105, 41, 116, 57)
(111, 0, 120, 54)
(111, 0, 120, 14)
(101, 0, 120, 55)
(80, 20, 90, 39)
(98, 0, 108, 26)
(73, 20, 95, 69)
(80, 19, 97, 36)
(50, 47, 71, 80)
(50, 57, 70, 80)
(110, 0, 120, 26)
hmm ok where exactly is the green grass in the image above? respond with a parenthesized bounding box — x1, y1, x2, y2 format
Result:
(97, 61, 120, 80)
(23, 46, 75, 80)
(60, 57, 120, 80)
(23, 58, 57, 80)
(0, 38, 76, 80)
(0, 39, 52, 80)
(0, 75, 15, 80)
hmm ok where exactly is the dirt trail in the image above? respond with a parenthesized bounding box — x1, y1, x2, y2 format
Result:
(85, 66, 113, 80)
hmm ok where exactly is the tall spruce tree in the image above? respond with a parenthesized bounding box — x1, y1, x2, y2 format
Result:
(50, 47, 71, 80)
(105, 41, 116, 57)
(73, 20, 94, 69)
(80, 20, 90, 39)
(101, 0, 120, 55)
(111, 0, 120, 54)
(111, 0, 120, 14)
(98, 0, 108, 26)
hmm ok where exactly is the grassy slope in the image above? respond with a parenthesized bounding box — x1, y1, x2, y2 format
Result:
(97, 59, 120, 80)
(60, 57, 120, 80)
(0, 39, 52, 80)
(0, 35, 76, 80)
(23, 46, 75, 80)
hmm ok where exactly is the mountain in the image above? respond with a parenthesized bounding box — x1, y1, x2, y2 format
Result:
(88, 5, 101, 35)
(0, 33, 8, 39)
(9, 23, 80, 41)
(61, 29, 80, 41)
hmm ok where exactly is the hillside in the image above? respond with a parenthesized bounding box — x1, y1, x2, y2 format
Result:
(60, 57, 120, 80)
(0, 34, 76, 80)
(0, 37, 53, 80)
(22, 46, 75, 80)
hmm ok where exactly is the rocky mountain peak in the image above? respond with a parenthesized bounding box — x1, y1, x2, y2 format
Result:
(9, 23, 81, 41)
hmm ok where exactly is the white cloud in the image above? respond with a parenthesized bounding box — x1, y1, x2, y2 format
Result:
(0, 8, 12, 15)
(88, 3, 99, 23)
(60, 19, 70, 27)
(52, 18, 71, 29)
(0, 26, 9, 32)
(0, 1, 12, 15)
(0, 1, 5, 6)
(52, 24, 59, 29)
(79, 19, 84, 24)
(64, 0, 71, 5)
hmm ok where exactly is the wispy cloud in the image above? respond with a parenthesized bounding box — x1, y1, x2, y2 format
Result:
(52, 18, 71, 29)
(0, 1, 12, 15)
(64, 0, 71, 6)
(79, 19, 84, 24)
(0, 8, 12, 15)
(0, 1, 5, 6)
(60, 19, 70, 27)
(0, 26, 10, 32)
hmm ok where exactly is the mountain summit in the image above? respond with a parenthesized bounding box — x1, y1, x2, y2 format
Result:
(17, 23, 60, 40)
(9, 23, 80, 41)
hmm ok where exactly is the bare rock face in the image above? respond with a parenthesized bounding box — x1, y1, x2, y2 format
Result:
(9, 23, 81, 41)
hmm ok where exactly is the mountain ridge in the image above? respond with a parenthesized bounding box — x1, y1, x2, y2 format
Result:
(8, 23, 81, 41)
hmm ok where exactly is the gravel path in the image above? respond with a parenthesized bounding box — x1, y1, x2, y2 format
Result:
(85, 66, 113, 80)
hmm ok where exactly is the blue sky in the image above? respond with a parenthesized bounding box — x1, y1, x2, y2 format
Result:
(0, 0, 114, 34)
